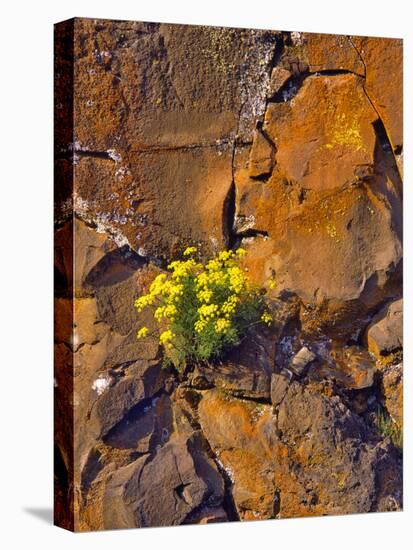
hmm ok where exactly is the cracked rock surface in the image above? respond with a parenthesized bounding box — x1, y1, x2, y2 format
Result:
(54, 20, 403, 530)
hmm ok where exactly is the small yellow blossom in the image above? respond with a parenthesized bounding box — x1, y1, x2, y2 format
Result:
(215, 318, 231, 333)
(183, 246, 198, 256)
(198, 303, 219, 318)
(261, 311, 273, 326)
(159, 330, 175, 345)
(135, 294, 155, 312)
(136, 326, 149, 339)
(217, 250, 234, 262)
(268, 277, 277, 290)
(198, 288, 213, 303)
(236, 248, 246, 258)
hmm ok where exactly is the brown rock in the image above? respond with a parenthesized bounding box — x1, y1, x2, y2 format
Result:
(270, 369, 293, 406)
(190, 358, 272, 400)
(381, 362, 403, 427)
(290, 346, 316, 376)
(268, 67, 292, 96)
(275, 382, 402, 517)
(103, 393, 173, 452)
(352, 36, 403, 151)
(264, 74, 377, 191)
(102, 433, 224, 528)
(248, 130, 274, 178)
(366, 299, 403, 357)
(56, 19, 280, 258)
(309, 345, 377, 391)
(281, 32, 364, 75)
(235, 72, 402, 309)
(198, 390, 278, 519)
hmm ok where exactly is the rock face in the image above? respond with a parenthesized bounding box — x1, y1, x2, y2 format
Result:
(54, 20, 403, 531)
(103, 434, 225, 528)
(366, 299, 403, 357)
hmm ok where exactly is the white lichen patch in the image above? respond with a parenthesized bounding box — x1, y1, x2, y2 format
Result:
(107, 149, 122, 162)
(73, 193, 132, 249)
(290, 31, 303, 46)
(234, 214, 256, 233)
(92, 376, 111, 396)
(115, 166, 131, 180)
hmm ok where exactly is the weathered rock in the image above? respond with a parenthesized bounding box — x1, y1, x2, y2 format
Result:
(103, 393, 173, 452)
(55, 21, 403, 530)
(198, 389, 278, 519)
(89, 360, 168, 440)
(189, 359, 272, 400)
(308, 345, 377, 391)
(237, 72, 402, 311)
(352, 36, 403, 151)
(268, 66, 292, 96)
(55, 219, 118, 297)
(55, 19, 282, 259)
(366, 299, 403, 357)
(281, 32, 364, 75)
(264, 74, 376, 191)
(275, 382, 402, 517)
(381, 362, 403, 428)
(289, 346, 316, 376)
(248, 130, 274, 179)
(102, 433, 224, 528)
(270, 369, 293, 406)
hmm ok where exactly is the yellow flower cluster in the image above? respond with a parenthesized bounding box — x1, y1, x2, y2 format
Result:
(134, 245, 274, 363)
(159, 329, 175, 349)
(168, 258, 201, 280)
(221, 295, 239, 317)
(154, 303, 177, 321)
(183, 246, 198, 256)
(261, 311, 273, 325)
(136, 326, 149, 339)
(215, 317, 231, 333)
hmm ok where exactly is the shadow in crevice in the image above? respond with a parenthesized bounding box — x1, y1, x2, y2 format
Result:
(23, 507, 53, 525)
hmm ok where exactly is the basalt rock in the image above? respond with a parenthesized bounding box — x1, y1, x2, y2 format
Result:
(366, 299, 403, 357)
(102, 433, 224, 529)
(55, 21, 403, 530)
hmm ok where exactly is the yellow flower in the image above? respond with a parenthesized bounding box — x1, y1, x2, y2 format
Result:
(195, 319, 208, 333)
(134, 294, 155, 311)
(198, 288, 213, 303)
(228, 266, 245, 293)
(159, 330, 175, 345)
(221, 295, 239, 314)
(136, 326, 149, 339)
(183, 246, 197, 256)
(268, 277, 277, 290)
(261, 311, 273, 325)
(236, 248, 246, 258)
(198, 303, 219, 318)
(215, 317, 231, 334)
(217, 250, 233, 262)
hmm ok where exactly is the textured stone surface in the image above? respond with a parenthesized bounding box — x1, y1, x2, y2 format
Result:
(102, 434, 224, 529)
(381, 362, 403, 428)
(270, 370, 293, 406)
(198, 390, 278, 520)
(54, 21, 403, 531)
(275, 382, 402, 517)
(238, 72, 402, 307)
(352, 36, 403, 151)
(366, 299, 403, 357)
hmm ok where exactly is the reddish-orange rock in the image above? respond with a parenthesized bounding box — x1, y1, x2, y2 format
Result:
(280, 32, 364, 75)
(352, 36, 403, 152)
(198, 390, 278, 519)
(236, 73, 402, 307)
